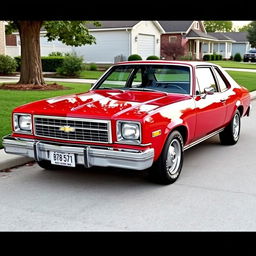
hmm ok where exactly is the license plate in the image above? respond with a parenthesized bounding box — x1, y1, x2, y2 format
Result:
(49, 151, 76, 167)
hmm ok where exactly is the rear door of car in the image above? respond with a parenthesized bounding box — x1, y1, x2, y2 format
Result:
(193, 65, 227, 140)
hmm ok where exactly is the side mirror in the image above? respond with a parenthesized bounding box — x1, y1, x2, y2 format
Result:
(202, 87, 215, 99)
(204, 87, 215, 95)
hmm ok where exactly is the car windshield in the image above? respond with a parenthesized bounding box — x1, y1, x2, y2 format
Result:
(94, 64, 191, 94)
(249, 50, 256, 53)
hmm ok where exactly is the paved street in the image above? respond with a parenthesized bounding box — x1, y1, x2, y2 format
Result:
(0, 100, 255, 231)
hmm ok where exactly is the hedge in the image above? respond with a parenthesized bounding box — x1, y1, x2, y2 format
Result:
(14, 56, 65, 72)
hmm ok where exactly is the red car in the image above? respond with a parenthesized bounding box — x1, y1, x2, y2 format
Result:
(3, 61, 251, 184)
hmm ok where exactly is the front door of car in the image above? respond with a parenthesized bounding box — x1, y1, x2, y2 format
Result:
(193, 66, 227, 140)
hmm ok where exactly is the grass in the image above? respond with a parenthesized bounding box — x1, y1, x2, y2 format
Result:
(79, 70, 105, 79)
(210, 61, 256, 69)
(0, 82, 91, 148)
(226, 71, 256, 92)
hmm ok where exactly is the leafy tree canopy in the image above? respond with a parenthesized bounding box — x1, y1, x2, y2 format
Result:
(6, 20, 101, 46)
(247, 21, 256, 48)
(204, 21, 233, 32)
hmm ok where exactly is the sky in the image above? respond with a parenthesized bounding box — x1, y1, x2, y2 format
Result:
(232, 20, 252, 29)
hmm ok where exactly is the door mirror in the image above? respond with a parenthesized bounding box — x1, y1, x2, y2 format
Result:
(204, 86, 215, 95)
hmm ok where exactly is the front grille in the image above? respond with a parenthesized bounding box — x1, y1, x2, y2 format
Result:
(34, 116, 111, 143)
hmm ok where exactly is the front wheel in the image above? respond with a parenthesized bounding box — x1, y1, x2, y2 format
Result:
(219, 110, 241, 145)
(148, 130, 184, 185)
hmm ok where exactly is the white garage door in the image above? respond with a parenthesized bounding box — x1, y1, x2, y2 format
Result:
(138, 34, 155, 60)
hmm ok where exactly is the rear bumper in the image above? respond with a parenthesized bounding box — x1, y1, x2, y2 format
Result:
(2, 136, 154, 171)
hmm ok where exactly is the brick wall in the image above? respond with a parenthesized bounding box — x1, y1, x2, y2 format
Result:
(0, 21, 6, 55)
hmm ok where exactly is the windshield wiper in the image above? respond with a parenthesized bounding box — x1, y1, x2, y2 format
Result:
(127, 87, 167, 94)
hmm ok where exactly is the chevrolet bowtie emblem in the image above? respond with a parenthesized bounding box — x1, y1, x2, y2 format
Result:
(59, 126, 76, 133)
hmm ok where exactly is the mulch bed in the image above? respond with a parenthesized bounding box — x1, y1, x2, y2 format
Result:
(0, 83, 70, 91)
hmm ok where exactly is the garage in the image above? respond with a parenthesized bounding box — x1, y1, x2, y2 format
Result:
(137, 34, 155, 59)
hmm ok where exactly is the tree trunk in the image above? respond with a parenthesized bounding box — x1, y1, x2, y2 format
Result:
(16, 21, 45, 85)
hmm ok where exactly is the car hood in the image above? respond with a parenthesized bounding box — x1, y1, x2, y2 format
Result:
(14, 89, 191, 120)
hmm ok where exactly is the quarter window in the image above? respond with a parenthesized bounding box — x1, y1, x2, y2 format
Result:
(196, 67, 218, 94)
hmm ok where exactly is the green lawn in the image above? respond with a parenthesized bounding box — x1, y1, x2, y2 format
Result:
(210, 61, 256, 69)
(79, 70, 105, 79)
(0, 82, 91, 148)
(226, 71, 256, 92)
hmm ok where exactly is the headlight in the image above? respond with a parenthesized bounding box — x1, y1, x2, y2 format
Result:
(13, 113, 32, 134)
(117, 121, 141, 144)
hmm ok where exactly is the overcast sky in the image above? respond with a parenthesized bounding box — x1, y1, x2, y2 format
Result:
(232, 20, 252, 28)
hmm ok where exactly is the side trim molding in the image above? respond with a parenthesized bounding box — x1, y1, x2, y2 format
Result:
(184, 128, 224, 151)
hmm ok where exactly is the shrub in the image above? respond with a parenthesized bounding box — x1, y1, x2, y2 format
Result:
(128, 54, 142, 61)
(146, 55, 160, 60)
(203, 54, 210, 61)
(0, 55, 17, 74)
(234, 53, 242, 62)
(89, 63, 97, 71)
(48, 51, 64, 57)
(41, 56, 65, 72)
(14, 56, 65, 72)
(57, 53, 84, 76)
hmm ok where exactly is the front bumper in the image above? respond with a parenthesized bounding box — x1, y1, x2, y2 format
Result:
(2, 136, 154, 171)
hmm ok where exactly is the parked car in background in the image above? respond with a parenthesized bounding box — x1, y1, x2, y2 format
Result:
(3, 61, 251, 185)
(243, 49, 256, 62)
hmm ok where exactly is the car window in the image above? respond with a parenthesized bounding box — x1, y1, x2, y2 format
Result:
(97, 66, 134, 89)
(96, 65, 191, 94)
(213, 67, 229, 92)
(196, 67, 218, 94)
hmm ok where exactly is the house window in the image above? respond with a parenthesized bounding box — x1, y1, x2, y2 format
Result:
(169, 36, 177, 43)
(194, 21, 199, 30)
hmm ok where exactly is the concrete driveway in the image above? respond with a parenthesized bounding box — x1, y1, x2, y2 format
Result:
(0, 100, 255, 231)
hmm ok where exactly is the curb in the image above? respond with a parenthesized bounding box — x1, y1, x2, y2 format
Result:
(0, 149, 33, 171)
(0, 91, 255, 171)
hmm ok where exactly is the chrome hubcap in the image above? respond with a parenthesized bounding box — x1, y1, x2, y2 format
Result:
(166, 139, 181, 177)
(233, 114, 240, 140)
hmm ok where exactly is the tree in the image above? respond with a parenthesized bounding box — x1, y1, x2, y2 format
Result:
(6, 21, 100, 87)
(161, 40, 185, 60)
(238, 23, 252, 32)
(204, 21, 233, 32)
(247, 21, 256, 48)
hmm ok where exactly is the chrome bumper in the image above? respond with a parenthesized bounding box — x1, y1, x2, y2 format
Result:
(2, 136, 154, 171)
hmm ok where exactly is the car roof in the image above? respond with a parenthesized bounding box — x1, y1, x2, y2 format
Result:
(116, 60, 217, 67)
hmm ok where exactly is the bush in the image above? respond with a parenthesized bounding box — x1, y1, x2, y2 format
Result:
(146, 55, 160, 60)
(48, 51, 64, 57)
(0, 55, 17, 74)
(89, 63, 97, 71)
(128, 54, 142, 61)
(41, 56, 65, 72)
(56, 53, 84, 76)
(14, 56, 65, 72)
(234, 53, 242, 62)
(203, 54, 210, 61)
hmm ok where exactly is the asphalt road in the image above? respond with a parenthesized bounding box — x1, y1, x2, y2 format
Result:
(0, 100, 255, 231)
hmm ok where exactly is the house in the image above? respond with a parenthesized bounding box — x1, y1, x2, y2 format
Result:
(6, 21, 164, 63)
(208, 32, 251, 57)
(159, 21, 237, 60)
(4, 21, 253, 62)
(0, 21, 6, 55)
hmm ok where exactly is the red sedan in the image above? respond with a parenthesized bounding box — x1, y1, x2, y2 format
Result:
(3, 61, 251, 185)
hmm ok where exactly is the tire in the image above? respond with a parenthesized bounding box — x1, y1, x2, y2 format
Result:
(37, 160, 63, 170)
(148, 130, 184, 185)
(219, 110, 241, 145)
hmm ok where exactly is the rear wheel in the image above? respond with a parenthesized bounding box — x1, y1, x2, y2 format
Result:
(219, 110, 241, 145)
(148, 130, 184, 185)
